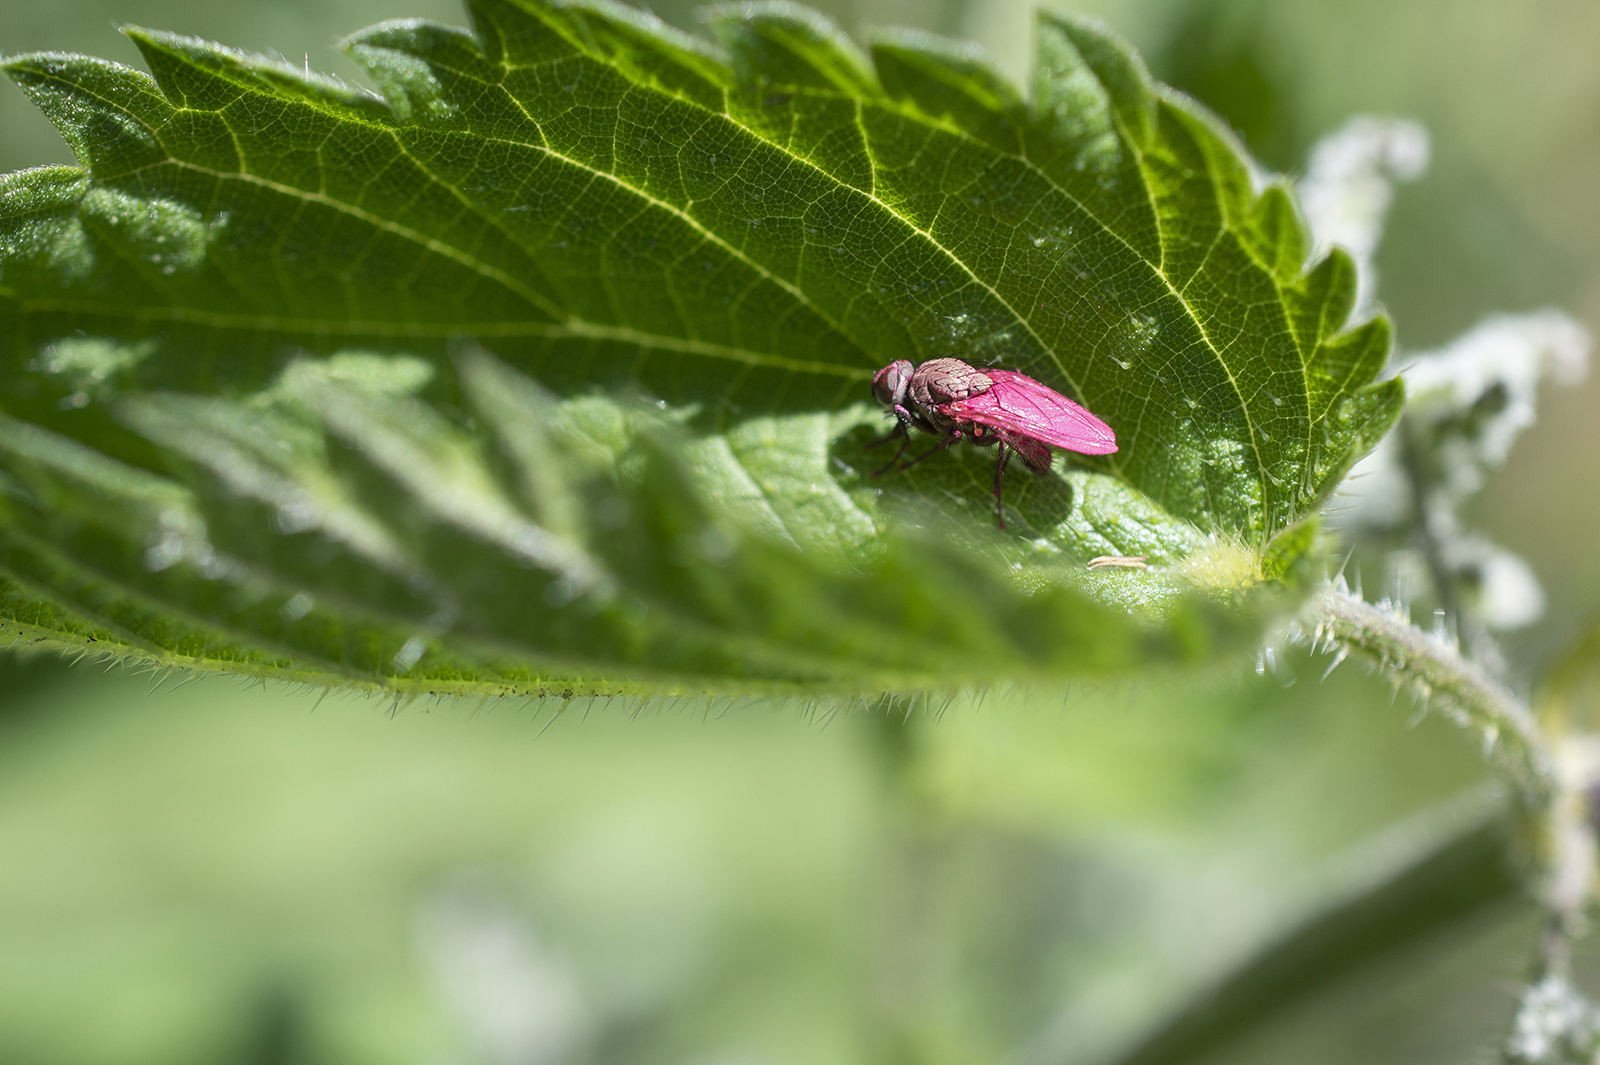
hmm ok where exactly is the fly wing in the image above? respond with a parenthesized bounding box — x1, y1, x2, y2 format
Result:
(943, 370, 1118, 455)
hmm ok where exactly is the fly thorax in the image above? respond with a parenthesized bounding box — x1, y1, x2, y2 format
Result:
(910, 357, 993, 408)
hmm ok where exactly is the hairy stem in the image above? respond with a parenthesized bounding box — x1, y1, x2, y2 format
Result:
(1304, 582, 1600, 1060)
(1306, 582, 1553, 793)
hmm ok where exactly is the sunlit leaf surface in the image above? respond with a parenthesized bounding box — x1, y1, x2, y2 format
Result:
(0, 0, 1398, 693)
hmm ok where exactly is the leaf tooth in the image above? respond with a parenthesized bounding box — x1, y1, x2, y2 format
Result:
(1035, 13, 1157, 148)
(2, 53, 171, 177)
(707, 1, 877, 95)
(343, 20, 492, 127)
(1247, 183, 1309, 283)
(123, 27, 390, 123)
(868, 29, 1023, 152)
(1298, 245, 1361, 345)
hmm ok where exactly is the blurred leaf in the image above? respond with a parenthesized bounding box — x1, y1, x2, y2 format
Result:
(0, 1, 1399, 693)
(1104, 789, 1519, 1065)
(0, 350, 1267, 693)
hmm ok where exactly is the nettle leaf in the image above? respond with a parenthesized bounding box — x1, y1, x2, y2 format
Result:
(0, 0, 1396, 694)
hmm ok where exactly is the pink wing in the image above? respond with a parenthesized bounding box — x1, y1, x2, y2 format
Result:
(943, 370, 1118, 455)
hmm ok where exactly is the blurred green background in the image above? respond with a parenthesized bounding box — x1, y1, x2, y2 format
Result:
(3, 0, 1599, 1061)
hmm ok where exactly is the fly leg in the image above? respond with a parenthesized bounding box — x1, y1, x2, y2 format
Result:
(865, 409, 915, 451)
(895, 430, 962, 473)
(869, 436, 913, 477)
(992, 442, 1010, 530)
(866, 423, 913, 476)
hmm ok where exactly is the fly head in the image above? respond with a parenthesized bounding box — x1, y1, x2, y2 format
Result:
(871, 360, 914, 410)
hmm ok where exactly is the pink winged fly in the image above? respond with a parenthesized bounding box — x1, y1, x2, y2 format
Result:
(869, 357, 1117, 529)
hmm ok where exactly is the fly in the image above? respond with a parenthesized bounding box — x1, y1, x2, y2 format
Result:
(869, 357, 1117, 529)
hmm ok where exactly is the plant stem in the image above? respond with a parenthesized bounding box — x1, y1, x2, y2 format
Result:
(1305, 582, 1600, 1061)
(1395, 412, 1509, 671)
(1306, 582, 1553, 794)
(1396, 416, 1468, 636)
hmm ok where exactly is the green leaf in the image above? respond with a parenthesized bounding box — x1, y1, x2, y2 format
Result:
(0, 1, 1396, 693)
(0, 349, 1264, 693)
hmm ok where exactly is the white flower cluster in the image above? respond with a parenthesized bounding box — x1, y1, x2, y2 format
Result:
(1304, 119, 1592, 633)
(1297, 116, 1430, 321)
(1334, 311, 1590, 630)
(1505, 975, 1600, 1065)
(1406, 311, 1590, 483)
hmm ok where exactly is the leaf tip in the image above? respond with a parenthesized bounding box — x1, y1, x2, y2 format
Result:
(706, 0, 876, 94)
(867, 27, 1024, 145)
(1033, 9, 1157, 145)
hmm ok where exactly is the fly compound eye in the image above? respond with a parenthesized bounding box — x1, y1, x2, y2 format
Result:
(872, 360, 914, 408)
